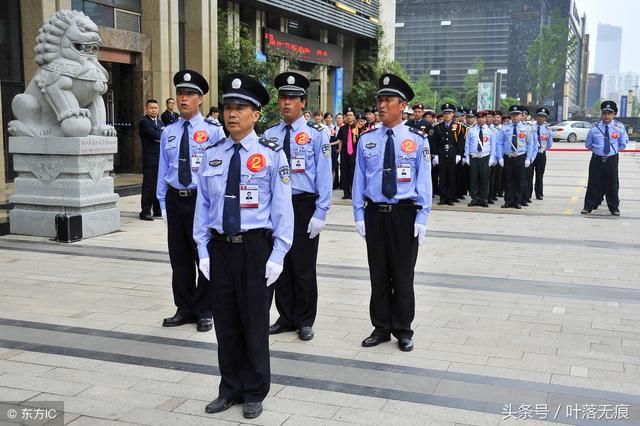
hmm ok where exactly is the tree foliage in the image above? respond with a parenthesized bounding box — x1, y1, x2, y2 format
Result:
(500, 96, 520, 112)
(526, 10, 577, 105)
(462, 58, 484, 108)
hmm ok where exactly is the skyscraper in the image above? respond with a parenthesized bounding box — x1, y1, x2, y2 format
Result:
(594, 24, 622, 75)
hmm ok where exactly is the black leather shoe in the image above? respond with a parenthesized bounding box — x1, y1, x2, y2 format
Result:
(162, 312, 196, 327)
(298, 326, 314, 341)
(447, 201, 455, 206)
(153, 211, 162, 217)
(513, 204, 522, 209)
(437, 200, 447, 205)
(501, 203, 512, 208)
(243, 402, 263, 419)
(480, 202, 489, 207)
(520, 202, 528, 207)
(536, 196, 543, 200)
(468, 201, 478, 207)
(398, 338, 414, 352)
(139, 214, 154, 221)
(488, 200, 494, 204)
(581, 208, 591, 215)
(362, 334, 391, 347)
(269, 323, 296, 335)
(611, 210, 620, 216)
(205, 397, 237, 414)
(197, 317, 213, 332)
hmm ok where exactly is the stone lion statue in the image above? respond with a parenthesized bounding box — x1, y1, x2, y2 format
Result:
(9, 9, 116, 138)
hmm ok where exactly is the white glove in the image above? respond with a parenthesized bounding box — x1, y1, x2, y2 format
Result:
(161, 209, 167, 225)
(432, 155, 439, 166)
(498, 158, 504, 167)
(307, 217, 325, 239)
(488, 158, 496, 167)
(462, 157, 469, 165)
(198, 258, 210, 281)
(356, 220, 366, 239)
(414, 223, 427, 246)
(455, 155, 461, 164)
(525, 160, 531, 168)
(265, 260, 283, 287)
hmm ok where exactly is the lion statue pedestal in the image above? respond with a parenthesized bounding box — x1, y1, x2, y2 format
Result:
(8, 10, 120, 239)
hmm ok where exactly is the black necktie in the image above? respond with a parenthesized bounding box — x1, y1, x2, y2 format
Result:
(537, 126, 541, 148)
(477, 127, 483, 153)
(512, 124, 518, 152)
(604, 124, 610, 155)
(223, 143, 241, 236)
(283, 125, 292, 164)
(382, 129, 397, 199)
(178, 121, 191, 186)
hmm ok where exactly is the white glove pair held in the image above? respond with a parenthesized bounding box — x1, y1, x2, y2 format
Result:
(432, 155, 462, 165)
(198, 258, 283, 287)
(356, 221, 426, 246)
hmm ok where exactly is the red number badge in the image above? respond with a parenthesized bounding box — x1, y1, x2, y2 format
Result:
(247, 154, 266, 172)
(400, 139, 417, 153)
(518, 132, 525, 139)
(612, 132, 619, 139)
(295, 132, 310, 145)
(482, 136, 489, 142)
(193, 130, 208, 143)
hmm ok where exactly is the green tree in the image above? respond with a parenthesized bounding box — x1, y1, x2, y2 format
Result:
(412, 73, 435, 109)
(500, 96, 520, 112)
(526, 10, 577, 105)
(462, 58, 485, 108)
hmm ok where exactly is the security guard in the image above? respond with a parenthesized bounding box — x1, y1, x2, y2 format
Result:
(263, 72, 332, 341)
(193, 73, 294, 418)
(432, 103, 461, 205)
(496, 105, 534, 209)
(157, 70, 225, 332)
(582, 101, 628, 216)
(488, 111, 503, 204)
(336, 106, 359, 199)
(519, 106, 535, 206)
(352, 74, 432, 352)
(405, 103, 427, 130)
(456, 108, 473, 201)
(465, 111, 496, 207)
(364, 106, 377, 130)
(529, 107, 553, 200)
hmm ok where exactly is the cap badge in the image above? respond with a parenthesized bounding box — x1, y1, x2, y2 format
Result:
(287, 76, 295, 85)
(184, 73, 191, 82)
(232, 78, 241, 89)
(383, 76, 390, 85)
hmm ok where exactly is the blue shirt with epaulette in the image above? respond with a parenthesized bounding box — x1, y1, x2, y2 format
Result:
(586, 120, 628, 157)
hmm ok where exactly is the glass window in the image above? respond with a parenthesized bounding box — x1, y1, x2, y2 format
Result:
(83, 1, 114, 27)
(114, 0, 140, 12)
(0, 0, 23, 82)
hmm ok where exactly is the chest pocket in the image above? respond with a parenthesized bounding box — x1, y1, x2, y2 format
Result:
(245, 170, 271, 194)
(165, 141, 178, 151)
(202, 167, 225, 196)
(295, 144, 314, 159)
(363, 150, 380, 173)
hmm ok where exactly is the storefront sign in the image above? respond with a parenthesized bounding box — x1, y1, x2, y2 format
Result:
(263, 29, 343, 67)
(334, 67, 344, 114)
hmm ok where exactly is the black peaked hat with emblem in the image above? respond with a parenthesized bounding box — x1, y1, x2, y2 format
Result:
(274, 72, 309, 97)
(520, 106, 530, 115)
(536, 107, 550, 117)
(508, 105, 522, 114)
(174, 70, 209, 95)
(377, 73, 415, 101)
(222, 73, 270, 109)
(344, 106, 355, 115)
(412, 103, 424, 110)
(441, 103, 455, 113)
(364, 106, 377, 113)
(601, 100, 618, 113)
(466, 108, 476, 117)
(356, 112, 366, 120)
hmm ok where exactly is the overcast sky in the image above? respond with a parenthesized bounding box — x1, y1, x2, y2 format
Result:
(577, 0, 639, 73)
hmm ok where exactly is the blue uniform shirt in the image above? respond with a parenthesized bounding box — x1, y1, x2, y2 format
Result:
(193, 130, 294, 264)
(586, 121, 628, 157)
(156, 113, 225, 210)
(263, 115, 332, 220)
(497, 122, 535, 161)
(464, 124, 497, 162)
(352, 122, 432, 226)
(532, 123, 554, 161)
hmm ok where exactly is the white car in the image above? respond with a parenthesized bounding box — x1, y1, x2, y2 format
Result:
(549, 121, 592, 142)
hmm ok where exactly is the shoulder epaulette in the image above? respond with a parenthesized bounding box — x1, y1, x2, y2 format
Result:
(408, 126, 427, 138)
(259, 137, 282, 151)
(307, 121, 323, 131)
(204, 117, 221, 126)
(265, 122, 280, 131)
(206, 137, 226, 150)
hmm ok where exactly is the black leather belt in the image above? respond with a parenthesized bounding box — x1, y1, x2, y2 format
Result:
(365, 198, 418, 213)
(292, 192, 318, 200)
(168, 186, 197, 197)
(210, 228, 270, 244)
(592, 153, 617, 162)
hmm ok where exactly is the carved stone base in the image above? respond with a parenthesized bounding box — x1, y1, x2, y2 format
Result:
(9, 136, 120, 239)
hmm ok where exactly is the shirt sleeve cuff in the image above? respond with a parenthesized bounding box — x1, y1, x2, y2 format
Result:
(355, 209, 365, 222)
(268, 248, 286, 265)
(313, 208, 327, 221)
(197, 244, 209, 261)
(159, 200, 166, 211)
(415, 211, 428, 226)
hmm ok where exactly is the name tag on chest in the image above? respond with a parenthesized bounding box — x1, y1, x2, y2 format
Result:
(240, 184, 259, 208)
(291, 156, 305, 173)
(191, 154, 203, 172)
(397, 164, 411, 182)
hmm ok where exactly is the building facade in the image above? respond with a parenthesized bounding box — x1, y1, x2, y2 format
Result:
(394, 0, 587, 117)
(594, 24, 622, 75)
(586, 73, 603, 111)
(601, 72, 640, 103)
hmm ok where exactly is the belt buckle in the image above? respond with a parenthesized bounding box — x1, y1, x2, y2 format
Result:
(444, 144, 450, 149)
(178, 190, 189, 197)
(379, 204, 392, 213)
(230, 235, 243, 243)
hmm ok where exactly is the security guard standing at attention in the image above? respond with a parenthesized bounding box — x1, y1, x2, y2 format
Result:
(582, 101, 628, 216)
(263, 72, 332, 341)
(353, 74, 432, 352)
(529, 107, 553, 200)
(157, 70, 225, 332)
(432, 103, 461, 205)
(496, 105, 534, 209)
(464, 111, 496, 207)
(193, 73, 294, 419)
(519, 106, 535, 206)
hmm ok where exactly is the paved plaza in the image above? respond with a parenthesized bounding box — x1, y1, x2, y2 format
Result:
(0, 144, 639, 425)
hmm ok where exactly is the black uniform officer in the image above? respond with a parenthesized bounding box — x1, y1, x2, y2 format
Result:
(336, 106, 359, 199)
(194, 73, 294, 418)
(156, 70, 225, 332)
(138, 99, 163, 220)
(432, 103, 461, 205)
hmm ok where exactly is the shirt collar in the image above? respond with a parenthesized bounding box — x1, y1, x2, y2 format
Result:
(380, 121, 405, 136)
(285, 115, 307, 132)
(225, 130, 257, 152)
(178, 112, 203, 128)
